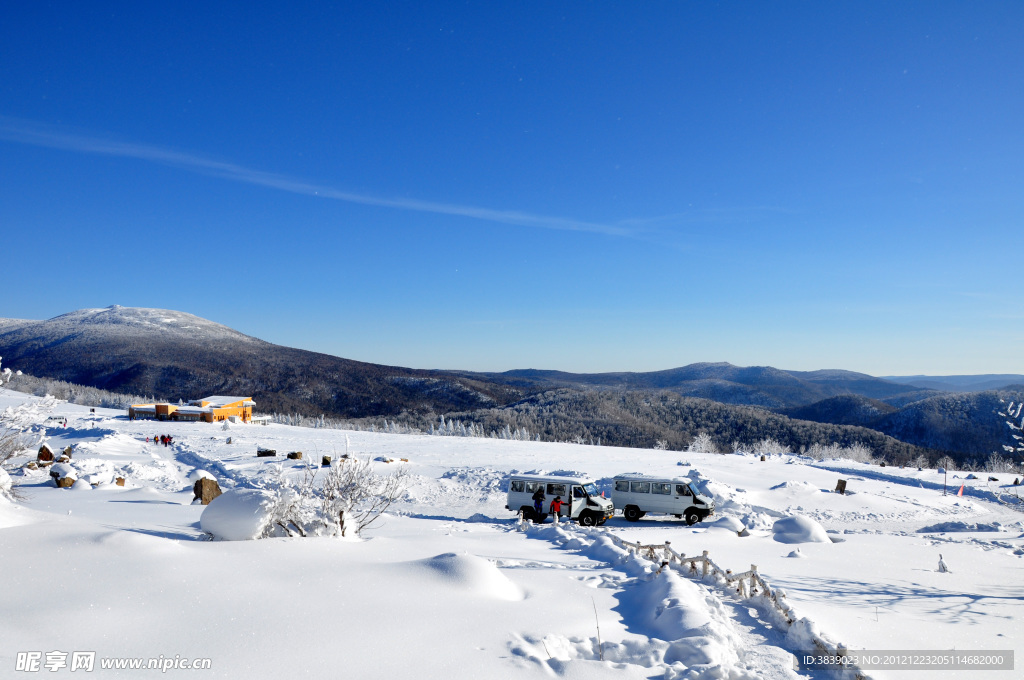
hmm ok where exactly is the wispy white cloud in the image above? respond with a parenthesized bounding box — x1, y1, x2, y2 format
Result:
(0, 117, 634, 237)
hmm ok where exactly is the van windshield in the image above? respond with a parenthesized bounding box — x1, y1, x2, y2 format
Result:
(582, 483, 599, 497)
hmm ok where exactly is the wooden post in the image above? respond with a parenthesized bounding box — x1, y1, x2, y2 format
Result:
(702, 550, 709, 577)
(750, 565, 757, 594)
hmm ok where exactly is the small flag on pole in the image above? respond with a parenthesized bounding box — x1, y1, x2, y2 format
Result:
(957, 485, 965, 497)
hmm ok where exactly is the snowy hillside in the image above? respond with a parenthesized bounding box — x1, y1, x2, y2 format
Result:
(1, 388, 1021, 679)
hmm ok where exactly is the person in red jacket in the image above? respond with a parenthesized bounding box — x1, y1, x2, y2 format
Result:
(550, 496, 565, 518)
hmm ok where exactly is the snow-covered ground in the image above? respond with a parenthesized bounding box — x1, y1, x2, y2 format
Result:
(2, 389, 1022, 679)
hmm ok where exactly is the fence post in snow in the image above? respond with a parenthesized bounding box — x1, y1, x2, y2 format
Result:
(750, 565, 758, 595)
(702, 550, 709, 577)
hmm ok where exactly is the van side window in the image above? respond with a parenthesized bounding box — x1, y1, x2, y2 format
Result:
(630, 481, 650, 493)
(510, 480, 525, 493)
(653, 482, 671, 495)
(526, 482, 539, 493)
(547, 483, 566, 496)
(573, 486, 586, 499)
(676, 484, 691, 496)
(614, 480, 630, 492)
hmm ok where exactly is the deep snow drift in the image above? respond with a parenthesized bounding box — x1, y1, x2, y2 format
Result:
(1, 389, 1021, 679)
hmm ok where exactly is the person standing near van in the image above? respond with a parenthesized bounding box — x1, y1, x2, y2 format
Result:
(532, 485, 546, 515)
(550, 496, 564, 517)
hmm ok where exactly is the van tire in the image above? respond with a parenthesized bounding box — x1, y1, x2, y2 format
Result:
(577, 511, 597, 527)
(624, 506, 642, 522)
(685, 511, 700, 526)
(520, 506, 545, 523)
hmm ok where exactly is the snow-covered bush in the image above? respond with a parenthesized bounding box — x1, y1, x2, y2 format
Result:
(686, 432, 717, 454)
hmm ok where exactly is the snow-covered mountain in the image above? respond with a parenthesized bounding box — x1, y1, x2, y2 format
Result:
(0, 305, 510, 417)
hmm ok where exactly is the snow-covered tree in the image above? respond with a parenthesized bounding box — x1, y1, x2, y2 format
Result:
(687, 432, 717, 453)
(998, 399, 1024, 461)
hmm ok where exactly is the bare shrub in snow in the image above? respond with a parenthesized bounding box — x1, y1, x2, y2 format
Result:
(803, 441, 873, 463)
(752, 438, 790, 456)
(936, 455, 957, 472)
(805, 443, 841, 460)
(653, 439, 669, 451)
(844, 442, 874, 463)
(259, 457, 410, 539)
(320, 456, 410, 537)
(0, 364, 58, 500)
(983, 453, 1017, 474)
(686, 432, 718, 454)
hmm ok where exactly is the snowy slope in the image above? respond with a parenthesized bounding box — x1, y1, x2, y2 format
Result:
(1, 389, 1021, 679)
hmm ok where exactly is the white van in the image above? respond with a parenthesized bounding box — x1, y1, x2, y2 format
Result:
(611, 474, 715, 525)
(506, 474, 614, 526)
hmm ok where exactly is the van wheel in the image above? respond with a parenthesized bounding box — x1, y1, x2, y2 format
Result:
(578, 511, 597, 527)
(624, 506, 642, 522)
(685, 511, 700, 526)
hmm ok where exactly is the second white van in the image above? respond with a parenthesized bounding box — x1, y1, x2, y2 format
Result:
(611, 474, 715, 525)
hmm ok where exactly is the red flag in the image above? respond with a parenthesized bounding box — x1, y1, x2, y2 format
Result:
(957, 485, 964, 497)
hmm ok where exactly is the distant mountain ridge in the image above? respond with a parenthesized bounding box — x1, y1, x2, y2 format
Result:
(883, 374, 1024, 392)
(456, 362, 923, 408)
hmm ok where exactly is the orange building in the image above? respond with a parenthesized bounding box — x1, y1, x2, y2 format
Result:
(129, 396, 255, 423)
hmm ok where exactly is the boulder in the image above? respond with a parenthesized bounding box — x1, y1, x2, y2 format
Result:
(115, 477, 125, 487)
(256, 448, 276, 457)
(193, 477, 223, 505)
(321, 456, 332, 467)
(287, 451, 303, 460)
(49, 462, 77, 488)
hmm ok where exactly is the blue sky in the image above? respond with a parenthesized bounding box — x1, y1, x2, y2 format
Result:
(2, 2, 1022, 375)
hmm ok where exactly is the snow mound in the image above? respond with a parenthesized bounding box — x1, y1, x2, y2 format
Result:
(200, 488, 275, 540)
(706, 516, 745, 532)
(786, 549, 804, 558)
(918, 521, 1001, 533)
(0, 468, 11, 495)
(772, 515, 831, 544)
(187, 469, 217, 484)
(413, 552, 523, 601)
(50, 462, 77, 480)
(769, 480, 819, 493)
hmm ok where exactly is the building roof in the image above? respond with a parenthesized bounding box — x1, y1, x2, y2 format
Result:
(195, 395, 253, 407)
(174, 406, 211, 414)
